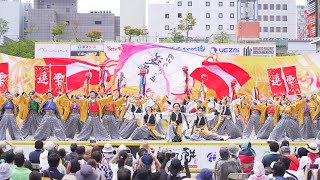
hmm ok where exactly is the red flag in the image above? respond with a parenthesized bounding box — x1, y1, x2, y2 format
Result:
(267, 68, 286, 96)
(282, 66, 301, 95)
(0, 63, 9, 94)
(190, 62, 251, 99)
(35, 66, 50, 94)
(51, 66, 67, 96)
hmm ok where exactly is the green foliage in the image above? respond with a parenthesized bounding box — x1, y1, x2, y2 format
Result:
(124, 26, 148, 42)
(0, 18, 9, 38)
(0, 39, 35, 59)
(178, 14, 197, 42)
(86, 31, 102, 42)
(51, 21, 69, 42)
(168, 28, 184, 43)
(214, 31, 231, 43)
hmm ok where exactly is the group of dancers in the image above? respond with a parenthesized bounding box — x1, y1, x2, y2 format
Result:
(0, 90, 319, 142)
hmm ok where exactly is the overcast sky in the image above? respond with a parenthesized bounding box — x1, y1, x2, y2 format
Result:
(77, 0, 307, 16)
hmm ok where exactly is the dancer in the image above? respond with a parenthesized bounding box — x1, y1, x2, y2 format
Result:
(213, 97, 242, 139)
(76, 91, 113, 141)
(234, 96, 250, 132)
(299, 95, 318, 139)
(33, 92, 67, 141)
(20, 91, 42, 138)
(256, 101, 275, 139)
(206, 98, 220, 130)
(128, 106, 163, 140)
(0, 92, 24, 140)
(268, 97, 302, 141)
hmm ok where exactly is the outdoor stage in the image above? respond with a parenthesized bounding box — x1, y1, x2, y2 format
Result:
(9, 138, 314, 171)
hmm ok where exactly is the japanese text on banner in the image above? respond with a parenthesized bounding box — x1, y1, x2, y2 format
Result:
(267, 68, 286, 96)
(282, 66, 301, 95)
(51, 66, 66, 96)
(34, 66, 50, 94)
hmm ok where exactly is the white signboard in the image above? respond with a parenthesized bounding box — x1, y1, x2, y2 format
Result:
(35, 44, 70, 58)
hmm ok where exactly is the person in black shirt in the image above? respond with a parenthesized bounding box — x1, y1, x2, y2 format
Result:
(29, 140, 43, 164)
(42, 153, 64, 180)
(262, 141, 282, 168)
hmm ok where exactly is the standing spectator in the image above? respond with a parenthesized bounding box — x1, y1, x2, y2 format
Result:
(109, 150, 133, 180)
(273, 162, 286, 180)
(297, 156, 316, 180)
(262, 141, 282, 168)
(297, 147, 309, 159)
(39, 141, 56, 170)
(279, 156, 298, 180)
(65, 143, 78, 161)
(102, 144, 115, 164)
(11, 154, 31, 180)
(160, 158, 190, 180)
(306, 142, 319, 163)
(196, 168, 214, 180)
(0, 163, 12, 180)
(118, 167, 131, 180)
(64, 159, 80, 179)
(29, 171, 42, 180)
(215, 147, 242, 180)
(238, 142, 255, 173)
(280, 146, 299, 171)
(75, 164, 98, 180)
(132, 154, 161, 179)
(77, 146, 86, 160)
(42, 153, 64, 180)
(92, 151, 112, 180)
(59, 148, 69, 168)
(87, 159, 106, 180)
(29, 140, 43, 164)
(248, 161, 269, 180)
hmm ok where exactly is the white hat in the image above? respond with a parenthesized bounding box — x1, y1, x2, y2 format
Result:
(44, 141, 55, 151)
(13, 147, 24, 155)
(306, 142, 319, 154)
(118, 145, 128, 152)
(102, 144, 114, 153)
(160, 146, 169, 153)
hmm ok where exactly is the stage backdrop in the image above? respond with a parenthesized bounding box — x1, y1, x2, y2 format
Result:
(0, 43, 320, 98)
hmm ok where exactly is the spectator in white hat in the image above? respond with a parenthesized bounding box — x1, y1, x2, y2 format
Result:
(102, 144, 114, 164)
(39, 141, 56, 170)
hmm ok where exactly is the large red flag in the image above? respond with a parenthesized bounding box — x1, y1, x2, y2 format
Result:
(34, 66, 50, 94)
(0, 63, 9, 94)
(282, 66, 301, 95)
(51, 66, 67, 96)
(267, 68, 286, 96)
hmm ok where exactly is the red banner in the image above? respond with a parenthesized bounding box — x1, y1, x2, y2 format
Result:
(34, 66, 50, 94)
(267, 68, 286, 96)
(282, 66, 301, 95)
(51, 66, 66, 96)
(0, 63, 9, 94)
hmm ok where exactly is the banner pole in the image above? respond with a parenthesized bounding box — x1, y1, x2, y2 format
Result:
(49, 64, 52, 92)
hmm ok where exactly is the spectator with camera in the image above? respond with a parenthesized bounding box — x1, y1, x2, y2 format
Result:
(132, 153, 161, 180)
(109, 150, 133, 180)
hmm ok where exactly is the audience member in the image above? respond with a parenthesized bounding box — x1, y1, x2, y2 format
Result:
(59, 148, 69, 167)
(42, 153, 64, 180)
(248, 161, 269, 180)
(11, 153, 31, 180)
(118, 167, 131, 180)
(92, 151, 112, 180)
(133, 154, 161, 179)
(0, 141, 15, 161)
(306, 142, 319, 163)
(273, 162, 286, 180)
(65, 143, 78, 161)
(64, 159, 80, 179)
(196, 168, 214, 180)
(39, 141, 56, 170)
(297, 156, 316, 180)
(239, 142, 255, 173)
(29, 171, 42, 180)
(214, 147, 242, 180)
(279, 156, 298, 180)
(84, 146, 93, 161)
(75, 164, 98, 180)
(102, 144, 115, 164)
(160, 158, 190, 180)
(109, 150, 133, 180)
(0, 163, 12, 180)
(76, 146, 85, 160)
(297, 147, 309, 159)
(280, 146, 299, 171)
(280, 140, 289, 148)
(87, 159, 106, 180)
(262, 141, 282, 168)
(5, 150, 16, 170)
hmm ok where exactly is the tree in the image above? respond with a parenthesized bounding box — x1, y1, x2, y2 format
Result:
(51, 21, 68, 42)
(86, 31, 102, 42)
(214, 31, 231, 43)
(168, 28, 184, 43)
(0, 39, 35, 59)
(24, 24, 38, 39)
(71, 20, 81, 42)
(124, 26, 148, 42)
(0, 18, 9, 40)
(178, 14, 197, 42)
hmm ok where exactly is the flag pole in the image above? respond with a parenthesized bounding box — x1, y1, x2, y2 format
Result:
(49, 63, 52, 92)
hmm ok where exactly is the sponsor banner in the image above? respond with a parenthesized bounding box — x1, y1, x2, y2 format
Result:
(35, 44, 70, 58)
(70, 44, 104, 58)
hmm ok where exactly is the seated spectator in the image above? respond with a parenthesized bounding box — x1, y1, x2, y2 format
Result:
(87, 159, 106, 180)
(42, 153, 64, 180)
(132, 154, 161, 180)
(297, 147, 308, 159)
(196, 168, 214, 180)
(239, 142, 255, 173)
(65, 143, 78, 161)
(77, 146, 85, 160)
(228, 144, 240, 161)
(39, 141, 56, 170)
(214, 147, 242, 180)
(0, 163, 12, 180)
(306, 142, 319, 163)
(75, 164, 98, 180)
(13, 147, 32, 170)
(280, 146, 299, 171)
(12, 154, 31, 180)
(63, 159, 80, 180)
(29, 171, 42, 180)
(297, 156, 316, 180)
(92, 151, 112, 180)
(279, 156, 298, 180)
(248, 161, 269, 180)
(102, 144, 115, 164)
(5, 150, 16, 170)
(160, 158, 190, 180)
(41, 149, 66, 174)
(118, 167, 131, 180)
(29, 140, 43, 164)
(59, 148, 69, 168)
(109, 150, 133, 180)
(273, 162, 286, 180)
(262, 141, 282, 168)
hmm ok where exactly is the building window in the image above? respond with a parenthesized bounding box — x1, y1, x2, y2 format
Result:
(230, 13, 234, 18)
(283, 27, 287, 32)
(258, 4, 261, 10)
(47, 4, 51, 8)
(276, 16, 281, 21)
(263, 15, 268, 21)
(263, 27, 268, 32)
(230, 2, 234, 6)
(219, 2, 223, 6)
(270, 16, 274, 21)
(165, 14, 169, 19)
(270, 4, 274, 10)
(178, 13, 182, 18)
(282, 16, 287, 21)
(95, 21, 102, 25)
(276, 4, 281, 10)
(206, 25, 210, 30)
(206, 13, 210, 18)
(219, 13, 223, 18)
(270, 27, 274, 32)
(276, 27, 281, 32)
(188, 1, 192, 6)
(283, 4, 287, 10)
(66, 8, 70, 12)
(218, 25, 223, 30)
(258, 15, 261, 21)
(263, 4, 268, 10)
(165, 25, 169, 30)
(206, 1, 210, 6)
(230, 25, 234, 30)
(178, 1, 182, 6)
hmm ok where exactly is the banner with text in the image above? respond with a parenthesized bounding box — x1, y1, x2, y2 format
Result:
(0, 63, 9, 94)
